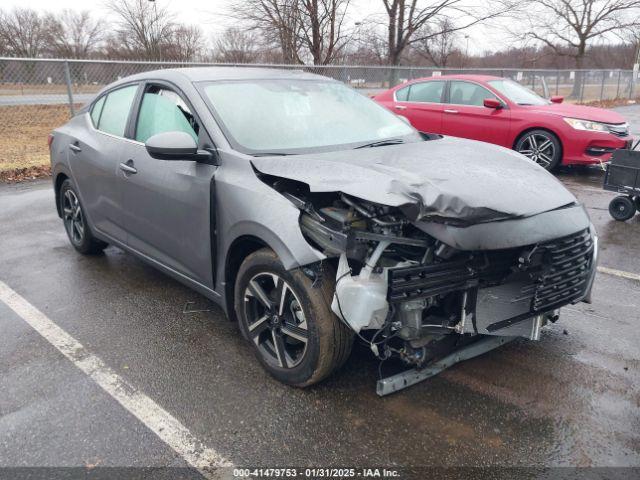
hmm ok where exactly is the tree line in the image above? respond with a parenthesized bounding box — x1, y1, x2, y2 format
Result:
(0, 0, 639, 70)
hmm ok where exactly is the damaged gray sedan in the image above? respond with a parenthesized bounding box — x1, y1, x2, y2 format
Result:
(50, 68, 598, 395)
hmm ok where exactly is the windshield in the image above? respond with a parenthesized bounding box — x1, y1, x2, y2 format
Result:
(488, 79, 549, 106)
(200, 79, 418, 154)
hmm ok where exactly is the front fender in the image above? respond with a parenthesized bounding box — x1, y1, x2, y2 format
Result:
(224, 219, 324, 272)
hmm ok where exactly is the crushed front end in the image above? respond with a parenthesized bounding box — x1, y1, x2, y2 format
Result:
(261, 173, 598, 395)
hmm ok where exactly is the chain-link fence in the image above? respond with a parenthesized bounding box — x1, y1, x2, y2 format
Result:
(0, 56, 638, 177)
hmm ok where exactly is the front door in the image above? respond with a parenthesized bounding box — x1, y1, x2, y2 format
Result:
(119, 83, 217, 287)
(441, 80, 511, 146)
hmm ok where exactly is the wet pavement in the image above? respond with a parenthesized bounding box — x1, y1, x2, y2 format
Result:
(1, 115, 640, 475)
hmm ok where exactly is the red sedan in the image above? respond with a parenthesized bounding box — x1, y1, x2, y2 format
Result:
(374, 74, 633, 170)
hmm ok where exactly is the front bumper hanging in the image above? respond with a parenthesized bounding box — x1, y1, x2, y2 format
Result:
(376, 336, 517, 396)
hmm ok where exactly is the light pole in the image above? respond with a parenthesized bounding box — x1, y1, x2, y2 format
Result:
(148, 0, 162, 62)
(465, 34, 470, 67)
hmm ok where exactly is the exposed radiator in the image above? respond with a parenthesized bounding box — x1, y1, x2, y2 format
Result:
(386, 229, 594, 316)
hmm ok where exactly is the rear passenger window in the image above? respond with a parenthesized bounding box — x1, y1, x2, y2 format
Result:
(90, 96, 106, 127)
(408, 81, 444, 103)
(96, 85, 138, 137)
(395, 86, 410, 101)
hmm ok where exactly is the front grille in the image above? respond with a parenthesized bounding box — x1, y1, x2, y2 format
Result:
(607, 123, 630, 137)
(533, 228, 594, 312)
(387, 229, 594, 315)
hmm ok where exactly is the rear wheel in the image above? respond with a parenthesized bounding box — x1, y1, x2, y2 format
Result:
(234, 248, 353, 387)
(60, 179, 108, 254)
(515, 130, 562, 171)
(608, 195, 636, 221)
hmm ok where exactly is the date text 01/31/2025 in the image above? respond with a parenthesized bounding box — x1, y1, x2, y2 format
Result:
(232, 468, 401, 478)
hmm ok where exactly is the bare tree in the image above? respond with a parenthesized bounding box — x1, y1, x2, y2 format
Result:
(105, 0, 175, 60)
(227, 0, 353, 64)
(381, 0, 505, 67)
(345, 25, 388, 64)
(166, 25, 206, 62)
(298, 0, 352, 64)
(0, 8, 48, 57)
(214, 27, 260, 63)
(44, 10, 104, 58)
(228, 0, 304, 63)
(518, 0, 640, 96)
(413, 18, 459, 67)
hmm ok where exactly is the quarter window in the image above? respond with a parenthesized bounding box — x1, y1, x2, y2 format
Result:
(395, 86, 410, 101)
(407, 81, 445, 103)
(90, 95, 106, 127)
(96, 85, 138, 137)
(448, 81, 499, 106)
(135, 86, 199, 143)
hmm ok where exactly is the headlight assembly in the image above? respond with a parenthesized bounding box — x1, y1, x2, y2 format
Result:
(563, 117, 608, 132)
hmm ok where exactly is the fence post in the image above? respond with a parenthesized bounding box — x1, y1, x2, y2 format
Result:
(555, 70, 560, 95)
(616, 70, 621, 98)
(599, 71, 606, 101)
(63, 60, 75, 116)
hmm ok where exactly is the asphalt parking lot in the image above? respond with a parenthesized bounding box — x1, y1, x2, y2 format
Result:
(1, 111, 640, 478)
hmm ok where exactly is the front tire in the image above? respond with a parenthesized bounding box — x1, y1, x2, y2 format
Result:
(59, 179, 108, 254)
(234, 248, 353, 387)
(515, 130, 562, 171)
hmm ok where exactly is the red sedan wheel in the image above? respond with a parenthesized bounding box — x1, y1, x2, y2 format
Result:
(516, 130, 561, 171)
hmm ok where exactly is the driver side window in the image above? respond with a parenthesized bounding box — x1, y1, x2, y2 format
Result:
(448, 81, 498, 107)
(135, 85, 199, 143)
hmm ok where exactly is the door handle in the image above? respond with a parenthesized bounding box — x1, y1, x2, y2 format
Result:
(69, 143, 82, 153)
(444, 109, 459, 114)
(119, 161, 137, 175)
(395, 105, 407, 110)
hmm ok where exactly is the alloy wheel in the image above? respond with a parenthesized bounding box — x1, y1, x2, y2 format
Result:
(62, 189, 85, 244)
(517, 133, 556, 169)
(243, 272, 308, 369)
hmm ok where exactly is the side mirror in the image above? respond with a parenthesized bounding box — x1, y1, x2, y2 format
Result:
(550, 95, 564, 104)
(483, 98, 502, 109)
(145, 131, 198, 160)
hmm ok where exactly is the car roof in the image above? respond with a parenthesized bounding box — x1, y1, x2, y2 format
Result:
(401, 74, 503, 85)
(119, 66, 329, 84)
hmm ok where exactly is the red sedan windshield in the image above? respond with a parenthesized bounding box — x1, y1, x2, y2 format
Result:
(488, 79, 549, 106)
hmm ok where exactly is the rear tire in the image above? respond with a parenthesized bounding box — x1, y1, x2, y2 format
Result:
(608, 195, 636, 221)
(59, 179, 108, 254)
(515, 129, 562, 171)
(234, 248, 353, 387)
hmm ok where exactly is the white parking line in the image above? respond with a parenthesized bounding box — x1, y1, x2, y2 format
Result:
(0, 281, 233, 479)
(597, 266, 640, 282)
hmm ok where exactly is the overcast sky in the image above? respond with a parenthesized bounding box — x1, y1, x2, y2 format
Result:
(2, 0, 509, 54)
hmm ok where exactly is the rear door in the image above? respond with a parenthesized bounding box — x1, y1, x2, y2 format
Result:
(67, 83, 139, 243)
(440, 80, 511, 146)
(394, 80, 445, 133)
(119, 82, 218, 287)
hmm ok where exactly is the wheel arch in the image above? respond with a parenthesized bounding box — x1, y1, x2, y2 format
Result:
(54, 172, 70, 218)
(223, 235, 270, 322)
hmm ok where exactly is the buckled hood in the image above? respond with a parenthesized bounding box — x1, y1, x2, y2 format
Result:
(252, 136, 577, 225)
